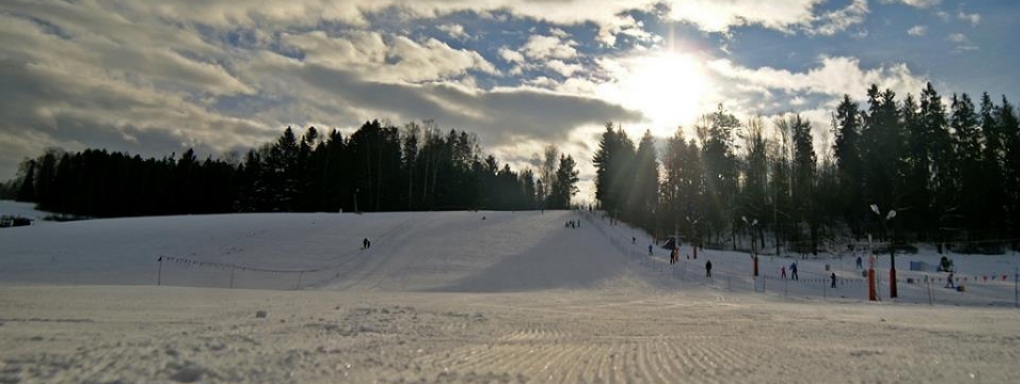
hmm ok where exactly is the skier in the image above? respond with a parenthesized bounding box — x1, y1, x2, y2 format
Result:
(705, 260, 712, 278)
(946, 272, 956, 289)
(831, 272, 837, 288)
(856, 256, 863, 270)
(790, 262, 798, 280)
(363, 238, 371, 250)
(648, 244, 653, 256)
(781, 266, 787, 279)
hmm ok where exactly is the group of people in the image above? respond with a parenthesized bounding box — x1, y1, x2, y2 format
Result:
(565, 219, 581, 228)
(780, 262, 799, 280)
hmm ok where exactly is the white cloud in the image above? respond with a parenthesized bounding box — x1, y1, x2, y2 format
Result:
(499, 47, 526, 64)
(388, 36, 499, 82)
(908, 25, 927, 36)
(522, 34, 578, 60)
(707, 55, 929, 105)
(946, 34, 978, 52)
(935, 11, 951, 21)
(808, 0, 869, 36)
(882, 0, 941, 8)
(546, 60, 584, 77)
(665, 0, 822, 34)
(947, 33, 967, 43)
(282, 31, 387, 69)
(958, 11, 981, 26)
(283, 32, 497, 83)
(438, 24, 469, 39)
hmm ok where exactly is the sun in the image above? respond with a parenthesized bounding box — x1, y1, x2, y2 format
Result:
(608, 51, 711, 136)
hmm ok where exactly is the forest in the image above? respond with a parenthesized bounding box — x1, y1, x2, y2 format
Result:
(1, 120, 579, 217)
(594, 83, 1020, 255)
(4, 82, 1020, 254)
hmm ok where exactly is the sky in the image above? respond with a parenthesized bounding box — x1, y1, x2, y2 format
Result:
(2, 0, 1018, 202)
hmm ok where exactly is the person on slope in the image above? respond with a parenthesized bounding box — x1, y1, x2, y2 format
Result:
(363, 238, 371, 250)
(705, 259, 713, 278)
(781, 266, 787, 279)
(831, 272, 837, 288)
(856, 256, 863, 270)
(790, 262, 798, 280)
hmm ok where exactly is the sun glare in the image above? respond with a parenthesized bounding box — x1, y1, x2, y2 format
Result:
(611, 51, 711, 136)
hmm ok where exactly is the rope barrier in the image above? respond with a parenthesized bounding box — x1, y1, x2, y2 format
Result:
(159, 254, 356, 275)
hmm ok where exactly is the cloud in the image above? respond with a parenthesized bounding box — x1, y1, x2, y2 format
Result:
(388, 36, 499, 81)
(957, 11, 981, 26)
(233, 50, 643, 145)
(499, 47, 526, 64)
(882, 0, 941, 8)
(0, 10, 272, 178)
(808, 0, 869, 36)
(665, 0, 820, 33)
(438, 24, 469, 40)
(545, 60, 584, 77)
(522, 34, 578, 60)
(947, 33, 978, 52)
(707, 55, 930, 110)
(282, 31, 498, 83)
(908, 25, 927, 36)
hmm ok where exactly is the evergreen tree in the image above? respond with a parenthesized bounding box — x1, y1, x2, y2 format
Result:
(978, 93, 1007, 243)
(592, 123, 635, 218)
(631, 130, 659, 230)
(16, 159, 36, 202)
(951, 93, 982, 241)
(861, 86, 904, 242)
(790, 114, 818, 254)
(548, 155, 579, 209)
(999, 96, 1020, 249)
(699, 105, 740, 246)
(833, 95, 865, 235)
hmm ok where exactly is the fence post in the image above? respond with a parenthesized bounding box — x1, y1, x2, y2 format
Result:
(1015, 267, 1018, 309)
(157, 256, 163, 286)
(296, 271, 304, 290)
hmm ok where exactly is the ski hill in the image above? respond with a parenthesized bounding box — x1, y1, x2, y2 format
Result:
(1, 205, 1016, 306)
(2, 203, 1020, 383)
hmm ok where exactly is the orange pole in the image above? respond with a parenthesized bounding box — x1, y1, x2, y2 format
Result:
(868, 268, 877, 301)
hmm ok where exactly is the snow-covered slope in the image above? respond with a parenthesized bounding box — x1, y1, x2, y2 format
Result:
(2, 208, 1017, 307)
(3, 209, 1020, 384)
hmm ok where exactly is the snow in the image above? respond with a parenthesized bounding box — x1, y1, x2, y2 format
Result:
(1, 208, 1019, 383)
(0, 200, 57, 223)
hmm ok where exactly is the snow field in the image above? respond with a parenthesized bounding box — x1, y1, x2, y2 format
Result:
(2, 205, 1020, 383)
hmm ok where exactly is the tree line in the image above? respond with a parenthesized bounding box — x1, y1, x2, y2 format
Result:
(594, 83, 1020, 254)
(4, 120, 580, 217)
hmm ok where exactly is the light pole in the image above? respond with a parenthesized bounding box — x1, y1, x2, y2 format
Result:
(742, 216, 759, 276)
(871, 204, 898, 298)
